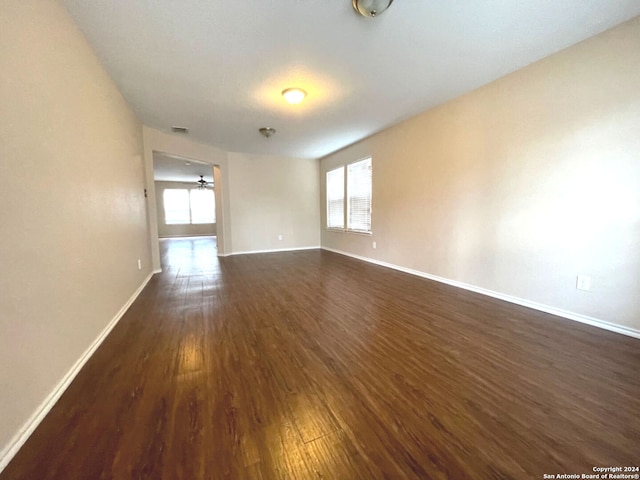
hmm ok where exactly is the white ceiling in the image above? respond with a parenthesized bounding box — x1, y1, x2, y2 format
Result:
(153, 152, 214, 183)
(61, 0, 640, 159)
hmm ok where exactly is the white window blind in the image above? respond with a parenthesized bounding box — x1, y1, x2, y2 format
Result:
(190, 189, 215, 224)
(347, 158, 372, 233)
(326, 167, 345, 229)
(163, 189, 191, 224)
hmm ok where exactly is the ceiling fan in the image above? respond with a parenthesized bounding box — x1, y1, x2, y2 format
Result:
(196, 175, 213, 190)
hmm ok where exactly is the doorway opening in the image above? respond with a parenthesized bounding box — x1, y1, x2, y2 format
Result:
(151, 152, 223, 269)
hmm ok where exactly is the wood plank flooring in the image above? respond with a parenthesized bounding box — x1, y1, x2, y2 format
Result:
(2, 237, 639, 479)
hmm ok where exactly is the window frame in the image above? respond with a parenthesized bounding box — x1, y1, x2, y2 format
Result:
(326, 166, 346, 231)
(162, 187, 215, 226)
(325, 156, 372, 235)
(346, 157, 372, 234)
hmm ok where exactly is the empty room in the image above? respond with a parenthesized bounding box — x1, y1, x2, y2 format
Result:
(1, 0, 639, 479)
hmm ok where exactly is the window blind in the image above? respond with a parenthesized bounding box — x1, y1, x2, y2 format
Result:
(347, 158, 372, 233)
(326, 167, 345, 229)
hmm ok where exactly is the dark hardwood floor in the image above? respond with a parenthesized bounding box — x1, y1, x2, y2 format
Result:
(2, 237, 639, 479)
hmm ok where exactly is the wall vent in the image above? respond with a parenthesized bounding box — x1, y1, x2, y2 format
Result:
(171, 126, 189, 134)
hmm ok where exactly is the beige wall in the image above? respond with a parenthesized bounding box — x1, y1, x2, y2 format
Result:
(228, 153, 320, 253)
(143, 130, 321, 260)
(0, 0, 150, 462)
(155, 181, 217, 238)
(320, 17, 640, 332)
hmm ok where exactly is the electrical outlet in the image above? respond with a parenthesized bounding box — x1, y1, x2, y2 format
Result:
(137, 259, 142, 270)
(278, 234, 283, 241)
(576, 275, 591, 291)
(372, 241, 377, 249)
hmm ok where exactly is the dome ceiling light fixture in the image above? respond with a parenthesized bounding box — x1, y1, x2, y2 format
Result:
(259, 127, 276, 138)
(282, 88, 307, 105)
(352, 0, 393, 17)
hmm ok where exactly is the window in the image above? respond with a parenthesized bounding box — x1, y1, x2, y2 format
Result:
(189, 189, 215, 224)
(163, 189, 191, 224)
(325, 157, 372, 233)
(163, 188, 215, 225)
(347, 158, 372, 233)
(326, 167, 345, 229)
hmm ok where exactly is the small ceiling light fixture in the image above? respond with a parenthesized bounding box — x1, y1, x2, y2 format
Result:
(281, 88, 307, 105)
(259, 127, 276, 138)
(352, 0, 393, 17)
(171, 126, 189, 134)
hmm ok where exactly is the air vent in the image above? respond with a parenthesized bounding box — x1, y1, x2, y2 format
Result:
(171, 126, 189, 134)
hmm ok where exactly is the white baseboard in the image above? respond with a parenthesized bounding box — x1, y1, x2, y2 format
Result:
(321, 247, 640, 340)
(153, 269, 162, 274)
(0, 271, 155, 473)
(224, 246, 321, 256)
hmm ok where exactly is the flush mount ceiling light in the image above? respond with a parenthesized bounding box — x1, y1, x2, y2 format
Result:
(281, 88, 307, 105)
(259, 127, 276, 138)
(352, 0, 393, 17)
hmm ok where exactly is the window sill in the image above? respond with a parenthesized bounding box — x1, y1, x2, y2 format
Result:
(325, 228, 372, 236)
(346, 229, 372, 236)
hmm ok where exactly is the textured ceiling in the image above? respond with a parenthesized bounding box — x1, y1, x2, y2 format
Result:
(153, 152, 214, 183)
(60, 0, 640, 159)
